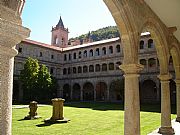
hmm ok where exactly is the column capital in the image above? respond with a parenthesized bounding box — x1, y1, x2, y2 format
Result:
(119, 64, 144, 74)
(158, 74, 172, 81)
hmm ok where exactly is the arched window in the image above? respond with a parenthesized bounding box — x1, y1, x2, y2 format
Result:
(95, 64, 101, 72)
(73, 67, 76, 74)
(116, 61, 121, 70)
(79, 51, 82, 59)
(69, 53, 71, 61)
(102, 47, 106, 55)
(64, 54, 67, 61)
(148, 39, 154, 48)
(89, 65, 94, 72)
(78, 66, 82, 73)
(84, 50, 87, 58)
(68, 67, 71, 74)
(116, 44, 120, 53)
(63, 68, 67, 75)
(83, 66, 88, 73)
(109, 63, 114, 70)
(61, 38, 64, 45)
(95, 48, 100, 56)
(109, 46, 113, 54)
(54, 36, 58, 44)
(102, 63, 107, 71)
(89, 49, 93, 57)
(73, 53, 76, 59)
(140, 59, 147, 66)
(148, 58, 156, 67)
(140, 40, 144, 49)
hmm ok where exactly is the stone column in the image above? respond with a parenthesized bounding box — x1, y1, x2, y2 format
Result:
(0, 2, 30, 134)
(158, 74, 174, 134)
(176, 79, 180, 122)
(80, 89, 83, 101)
(120, 64, 143, 135)
(51, 98, 64, 120)
(94, 89, 96, 101)
(106, 87, 110, 101)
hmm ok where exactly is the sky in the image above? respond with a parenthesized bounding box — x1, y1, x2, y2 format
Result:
(22, 0, 116, 44)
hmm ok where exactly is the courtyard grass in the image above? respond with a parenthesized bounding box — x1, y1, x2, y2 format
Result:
(12, 102, 176, 135)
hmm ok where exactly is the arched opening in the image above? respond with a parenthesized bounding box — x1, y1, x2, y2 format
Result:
(84, 50, 87, 58)
(109, 46, 113, 54)
(89, 65, 94, 72)
(140, 80, 157, 103)
(148, 58, 156, 68)
(109, 79, 124, 102)
(96, 82, 107, 101)
(148, 39, 154, 48)
(95, 48, 100, 56)
(83, 82, 94, 101)
(89, 49, 93, 57)
(78, 66, 82, 73)
(116, 44, 120, 53)
(73, 67, 77, 74)
(72, 83, 81, 101)
(102, 47, 106, 55)
(63, 68, 67, 75)
(170, 79, 176, 105)
(109, 63, 114, 70)
(13, 80, 19, 104)
(102, 63, 107, 71)
(140, 40, 144, 49)
(95, 64, 101, 72)
(140, 59, 147, 68)
(83, 65, 88, 73)
(63, 84, 71, 101)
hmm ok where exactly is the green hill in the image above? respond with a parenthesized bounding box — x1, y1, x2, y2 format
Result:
(69, 26, 120, 43)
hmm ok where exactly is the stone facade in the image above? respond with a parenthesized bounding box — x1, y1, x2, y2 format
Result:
(13, 18, 176, 104)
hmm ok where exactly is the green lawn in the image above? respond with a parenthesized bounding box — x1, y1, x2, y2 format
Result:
(12, 102, 176, 135)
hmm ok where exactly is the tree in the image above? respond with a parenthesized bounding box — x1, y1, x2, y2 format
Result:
(20, 57, 39, 101)
(20, 57, 55, 103)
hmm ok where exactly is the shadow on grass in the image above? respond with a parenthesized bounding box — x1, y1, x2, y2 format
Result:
(64, 101, 176, 114)
(36, 120, 69, 127)
(64, 101, 124, 111)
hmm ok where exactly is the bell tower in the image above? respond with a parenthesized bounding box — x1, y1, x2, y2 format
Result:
(51, 16, 69, 47)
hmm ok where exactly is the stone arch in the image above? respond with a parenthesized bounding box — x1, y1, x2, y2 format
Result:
(140, 19, 170, 74)
(104, 0, 140, 64)
(63, 84, 71, 101)
(109, 79, 124, 102)
(83, 82, 94, 101)
(140, 79, 157, 103)
(95, 82, 107, 101)
(170, 45, 180, 79)
(72, 83, 81, 101)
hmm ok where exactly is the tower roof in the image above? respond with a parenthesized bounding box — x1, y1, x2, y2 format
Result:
(56, 16, 64, 28)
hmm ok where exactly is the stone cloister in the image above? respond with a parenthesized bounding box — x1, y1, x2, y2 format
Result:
(0, 0, 179, 135)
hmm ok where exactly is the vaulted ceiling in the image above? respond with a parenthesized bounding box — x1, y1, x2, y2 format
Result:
(145, 0, 180, 42)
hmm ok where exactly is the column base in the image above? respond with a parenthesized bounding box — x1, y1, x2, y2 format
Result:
(176, 117, 180, 122)
(158, 127, 174, 135)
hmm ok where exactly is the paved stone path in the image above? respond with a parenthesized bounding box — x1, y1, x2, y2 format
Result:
(12, 104, 49, 109)
(148, 120, 180, 135)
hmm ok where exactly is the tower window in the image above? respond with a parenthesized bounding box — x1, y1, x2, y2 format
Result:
(73, 53, 76, 59)
(39, 52, 43, 57)
(64, 54, 67, 61)
(18, 47, 22, 53)
(51, 55, 54, 59)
